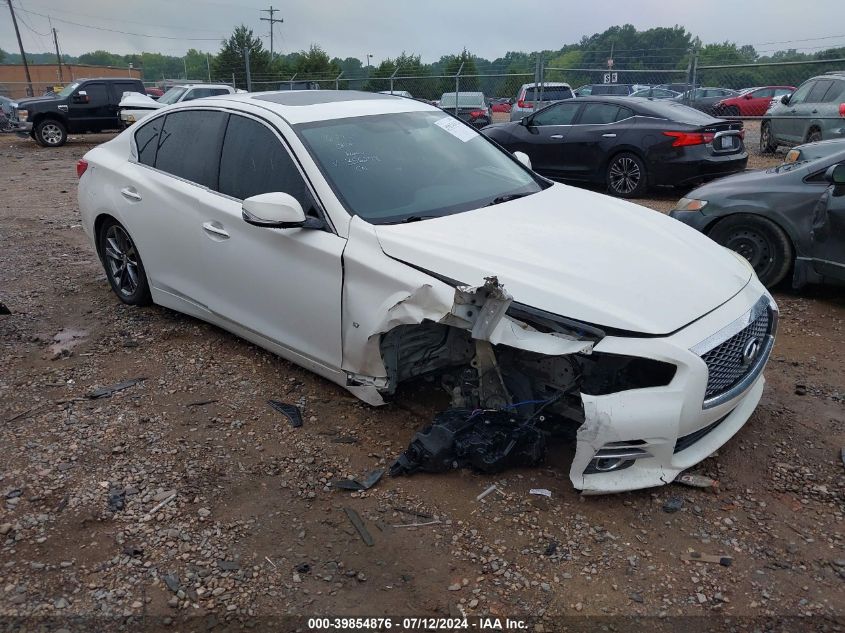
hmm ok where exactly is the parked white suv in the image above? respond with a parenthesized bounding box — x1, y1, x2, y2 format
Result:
(119, 84, 235, 125)
(77, 90, 776, 494)
(510, 82, 574, 121)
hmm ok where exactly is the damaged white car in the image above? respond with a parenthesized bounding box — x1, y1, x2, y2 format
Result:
(76, 91, 777, 494)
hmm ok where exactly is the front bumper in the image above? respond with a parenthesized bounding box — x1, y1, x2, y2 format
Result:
(571, 276, 775, 493)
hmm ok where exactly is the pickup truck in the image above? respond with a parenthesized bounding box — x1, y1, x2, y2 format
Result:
(119, 84, 236, 125)
(15, 77, 145, 147)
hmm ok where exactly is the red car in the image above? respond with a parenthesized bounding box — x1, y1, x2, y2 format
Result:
(490, 98, 512, 113)
(145, 87, 164, 100)
(713, 86, 795, 117)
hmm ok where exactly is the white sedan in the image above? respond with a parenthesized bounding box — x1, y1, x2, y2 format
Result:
(77, 91, 777, 494)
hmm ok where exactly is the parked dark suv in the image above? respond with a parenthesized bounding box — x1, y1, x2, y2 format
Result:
(15, 77, 144, 147)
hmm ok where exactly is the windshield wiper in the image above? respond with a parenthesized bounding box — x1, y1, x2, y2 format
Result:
(392, 215, 436, 224)
(488, 192, 531, 206)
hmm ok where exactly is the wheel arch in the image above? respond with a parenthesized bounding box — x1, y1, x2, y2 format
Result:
(31, 112, 67, 128)
(93, 213, 119, 261)
(705, 211, 796, 260)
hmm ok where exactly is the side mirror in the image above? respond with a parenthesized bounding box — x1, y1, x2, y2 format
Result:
(825, 163, 845, 185)
(520, 115, 532, 127)
(72, 91, 89, 104)
(780, 94, 790, 105)
(744, 93, 753, 99)
(513, 151, 532, 170)
(242, 192, 307, 228)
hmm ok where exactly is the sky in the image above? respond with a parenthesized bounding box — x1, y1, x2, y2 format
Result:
(2, 0, 844, 63)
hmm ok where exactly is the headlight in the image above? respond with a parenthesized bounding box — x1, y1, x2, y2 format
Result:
(673, 197, 708, 212)
(785, 149, 801, 163)
(17, 109, 28, 121)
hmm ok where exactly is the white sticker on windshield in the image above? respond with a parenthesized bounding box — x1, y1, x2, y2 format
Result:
(434, 116, 478, 142)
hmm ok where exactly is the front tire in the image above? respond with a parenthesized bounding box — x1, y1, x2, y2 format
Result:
(606, 152, 647, 198)
(708, 214, 793, 288)
(34, 118, 67, 147)
(98, 218, 152, 305)
(760, 122, 777, 154)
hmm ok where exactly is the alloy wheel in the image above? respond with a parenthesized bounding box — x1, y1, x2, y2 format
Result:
(104, 225, 140, 297)
(609, 156, 641, 195)
(40, 123, 63, 145)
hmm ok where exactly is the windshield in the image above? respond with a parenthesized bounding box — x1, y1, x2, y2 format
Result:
(296, 111, 544, 224)
(158, 87, 188, 105)
(57, 82, 80, 98)
(439, 93, 484, 108)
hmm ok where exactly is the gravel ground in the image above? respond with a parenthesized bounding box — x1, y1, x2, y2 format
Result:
(1, 131, 843, 630)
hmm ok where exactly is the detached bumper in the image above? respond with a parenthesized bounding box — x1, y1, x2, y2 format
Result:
(571, 276, 775, 494)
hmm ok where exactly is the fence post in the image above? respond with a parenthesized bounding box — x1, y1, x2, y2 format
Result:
(244, 47, 252, 92)
(390, 65, 400, 94)
(232, 73, 236, 90)
(691, 48, 699, 100)
(335, 71, 343, 91)
(454, 62, 464, 115)
(289, 73, 297, 90)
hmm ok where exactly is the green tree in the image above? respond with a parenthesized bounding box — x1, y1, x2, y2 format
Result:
(293, 44, 339, 77)
(0, 48, 6, 64)
(77, 50, 123, 66)
(212, 25, 272, 89)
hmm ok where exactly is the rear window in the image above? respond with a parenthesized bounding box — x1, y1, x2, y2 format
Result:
(524, 86, 573, 101)
(440, 93, 485, 108)
(590, 85, 630, 96)
(821, 80, 845, 103)
(640, 101, 718, 125)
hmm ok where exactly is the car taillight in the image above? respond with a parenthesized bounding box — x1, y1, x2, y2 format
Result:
(517, 99, 533, 109)
(470, 110, 485, 118)
(663, 131, 715, 147)
(76, 159, 89, 178)
(840, 103, 845, 117)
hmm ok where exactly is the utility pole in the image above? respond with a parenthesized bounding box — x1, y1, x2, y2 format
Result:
(52, 27, 64, 82)
(7, 0, 33, 96)
(260, 5, 283, 59)
(244, 47, 252, 92)
(206, 53, 211, 82)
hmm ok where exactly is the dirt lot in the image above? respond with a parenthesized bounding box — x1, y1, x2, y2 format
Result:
(1, 131, 844, 631)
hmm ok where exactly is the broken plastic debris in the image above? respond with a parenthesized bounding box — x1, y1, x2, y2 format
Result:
(529, 488, 552, 498)
(390, 409, 545, 477)
(267, 400, 303, 427)
(663, 496, 684, 513)
(676, 473, 720, 491)
(682, 551, 733, 567)
(476, 485, 497, 501)
(330, 469, 385, 492)
(343, 507, 374, 546)
(87, 377, 145, 399)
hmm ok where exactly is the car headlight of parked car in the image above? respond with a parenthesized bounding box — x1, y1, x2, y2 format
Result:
(17, 109, 28, 121)
(785, 148, 801, 163)
(673, 197, 708, 212)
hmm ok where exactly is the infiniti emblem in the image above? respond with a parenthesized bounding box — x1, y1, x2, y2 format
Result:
(742, 337, 762, 366)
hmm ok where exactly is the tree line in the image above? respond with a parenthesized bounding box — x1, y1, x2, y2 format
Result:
(2, 23, 843, 96)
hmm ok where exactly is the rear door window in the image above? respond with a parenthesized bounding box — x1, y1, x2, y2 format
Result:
(821, 81, 845, 102)
(532, 102, 581, 126)
(155, 110, 227, 188)
(578, 103, 622, 125)
(752, 88, 774, 99)
(135, 116, 163, 167)
(217, 114, 312, 211)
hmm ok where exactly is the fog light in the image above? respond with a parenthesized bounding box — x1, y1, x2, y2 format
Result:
(584, 446, 652, 474)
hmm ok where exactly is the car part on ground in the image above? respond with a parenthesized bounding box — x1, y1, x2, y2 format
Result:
(483, 96, 747, 197)
(77, 90, 775, 493)
(762, 71, 845, 151)
(670, 147, 845, 288)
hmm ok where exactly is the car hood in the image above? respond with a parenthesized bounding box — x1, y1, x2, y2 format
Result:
(373, 184, 751, 335)
(15, 96, 58, 108)
(119, 92, 162, 109)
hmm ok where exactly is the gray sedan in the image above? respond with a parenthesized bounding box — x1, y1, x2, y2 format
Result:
(670, 148, 845, 288)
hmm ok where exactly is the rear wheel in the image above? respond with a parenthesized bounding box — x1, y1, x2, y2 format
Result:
(98, 218, 152, 305)
(759, 122, 777, 154)
(606, 152, 647, 198)
(806, 128, 822, 143)
(34, 118, 67, 147)
(708, 214, 793, 288)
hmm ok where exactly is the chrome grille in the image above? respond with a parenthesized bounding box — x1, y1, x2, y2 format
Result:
(701, 309, 770, 399)
(691, 295, 777, 409)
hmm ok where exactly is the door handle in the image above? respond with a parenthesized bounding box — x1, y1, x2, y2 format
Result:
(602, 133, 617, 138)
(811, 110, 819, 114)
(120, 187, 142, 201)
(549, 134, 564, 139)
(202, 221, 230, 239)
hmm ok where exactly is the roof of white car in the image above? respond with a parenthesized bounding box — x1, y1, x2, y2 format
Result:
(200, 90, 432, 124)
(170, 83, 234, 90)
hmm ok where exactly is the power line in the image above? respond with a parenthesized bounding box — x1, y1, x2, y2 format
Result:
(751, 33, 845, 47)
(13, 5, 223, 41)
